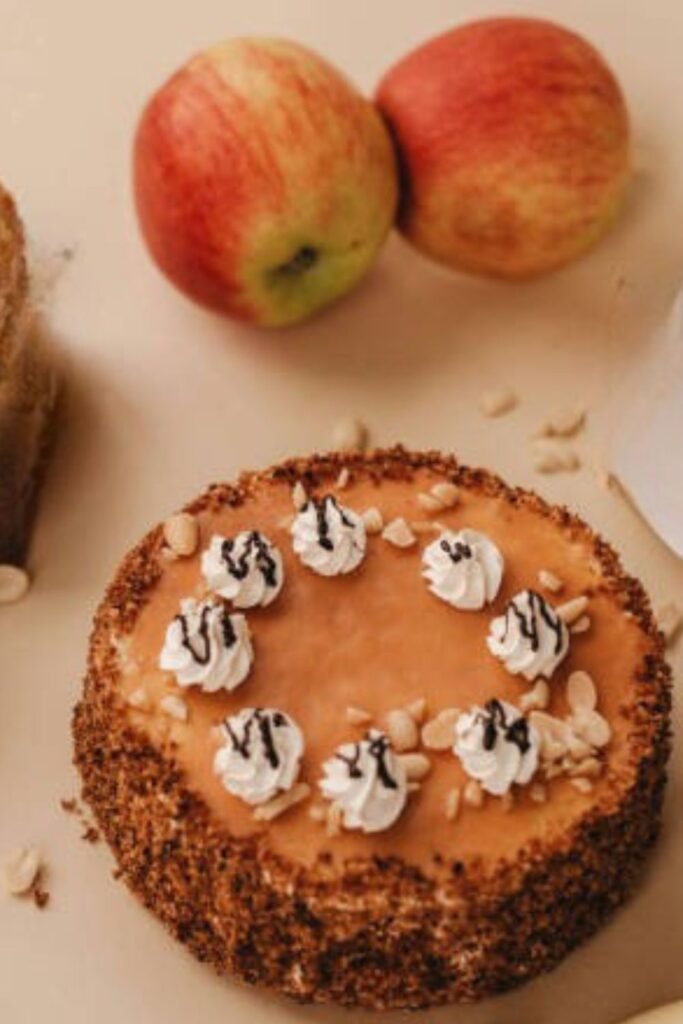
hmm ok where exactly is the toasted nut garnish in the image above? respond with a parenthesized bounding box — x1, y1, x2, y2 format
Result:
(398, 752, 431, 781)
(292, 481, 308, 511)
(519, 679, 550, 713)
(556, 595, 589, 625)
(571, 708, 611, 748)
(332, 417, 368, 453)
(3, 847, 41, 895)
(405, 698, 427, 723)
(479, 388, 517, 418)
(430, 482, 460, 507)
(658, 602, 683, 646)
(0, 564, 31, 604)
(571, 615, 591, 635)
(308, 803, 327, 823)
(544, 762, 565, 780)
(163, 513, 198, 557)
(422, 708, 460, 751)
(410, 520, 441, 535)
(530, 784, 547, 804)
(566, 670, 597, 712)
(417, 492, 444, 513)
(407, 782, 421, 794)
(326, 802, 343, 838)
(335, 467, 350, 489)
(537, 407, 586, 438)
(253, 783, 311, 822)
(463, 779, 484, 808)
(382, 517, 416, 548)
(533, 442, 581, 474)
(127, 687, 150, 711)
(346, 706, 372, 726)
(159, 694, 188, 721)
(566, 733, 593, 760)
(386, 709, 419, 751)
(570, 777, 594, 794)
(361, 507, 384, 535)
(568, 756, 602, 779)
(160, 546, 179, 563)
(500, 791, 515, 813)
(538, 568, 563, 594)
(445, 787, 461, 821)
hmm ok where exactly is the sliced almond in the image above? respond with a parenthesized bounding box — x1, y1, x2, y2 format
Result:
(519, 679, 550, 713)
(163, 513, 198, 557)
(160, 546, 179, 563)
(308, 803, 327, 823)
(533, 443, 581, 474)
(335, 467, 350, 489)
(331, 417, 368, 453)
(565, 733, 593, 761)
(571, 709, 611, 749)
(463, 779, 484, 808)
(556, 595, 589, 625)
(0, 564, 31, 604)
(421, 708, 460, 751)
(253, 783, 311, 822)
(361, 507, 384, 535)
(326, 801, 343, 838)
(479, 388, 517, 418)
(382, 517, 416, 549)
(571, 615, 591, 635)
(386, 709, 419, 752)
(566, 670, 597, 712)
(127, 687, 149, 711)
(544, 762, 565, 780)
(346, 706, 372, 726)
(530, 784, 547, 804)
(570, 777, 594, 794)
(430, 482, 460, 508)
(159, 694, 188, 722)
(2, 847, 42, 895)
(445, 787, 461, 821)
(538, 569, 563, 594)
(407, 782, 421, 794)
(405, 698, 427, 723)
(410, 520, 441, 535)
(398, 752, 431, 781)
(537, 407, 586, 438)
(568, 756, 602, 779)
(417, 492, 444, 513)
(658, 602, 683, 646)
(529, 711, 571, 747)
(291, 481, 308, 511)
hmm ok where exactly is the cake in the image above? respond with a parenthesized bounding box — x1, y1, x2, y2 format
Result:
(73, 447, 671, 1010)
(0, 181, 58, 565)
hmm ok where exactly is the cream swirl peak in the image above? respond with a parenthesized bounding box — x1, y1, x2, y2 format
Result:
(487, 589, 570, 681)
(291, 494, 366, 576)
(213, 708, 304, 806)
(159, 596, 253, 692)
(201, 531, 284, 608)
(320, 729, 408, 833)
(454, 699, 540, 796)
(422, 527, 504, 610)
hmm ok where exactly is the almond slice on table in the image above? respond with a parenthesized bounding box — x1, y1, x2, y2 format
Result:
(536, 407, 586, 438)
(3, 847, 41, 895)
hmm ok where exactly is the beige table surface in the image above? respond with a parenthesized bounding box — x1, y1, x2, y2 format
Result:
(1, 0, 683, 1021)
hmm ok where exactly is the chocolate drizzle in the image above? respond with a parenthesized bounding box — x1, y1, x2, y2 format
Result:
(336, 733, 398, 790)
(479, 699, 531, 755)
(502, 590, 565, 655)
(224, 709, 289, 768)
(307, 495, 356, 552)
(220, 532, 279, 588)
(175, 602, 235, 665)
(440, 538, 473, 563)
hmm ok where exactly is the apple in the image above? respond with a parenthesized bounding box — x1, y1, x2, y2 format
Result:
(133, 38, 398, 327)
(376, 18, 630, 279)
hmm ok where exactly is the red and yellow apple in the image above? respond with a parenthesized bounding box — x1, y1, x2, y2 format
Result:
(376, 18, 631, 279)
(134, 38, 398, 326)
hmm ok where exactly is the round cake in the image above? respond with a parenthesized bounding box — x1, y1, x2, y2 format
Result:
(74, 448, 671, 1010)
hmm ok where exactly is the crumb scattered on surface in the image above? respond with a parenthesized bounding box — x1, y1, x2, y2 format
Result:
(479, 388, 518, 418)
